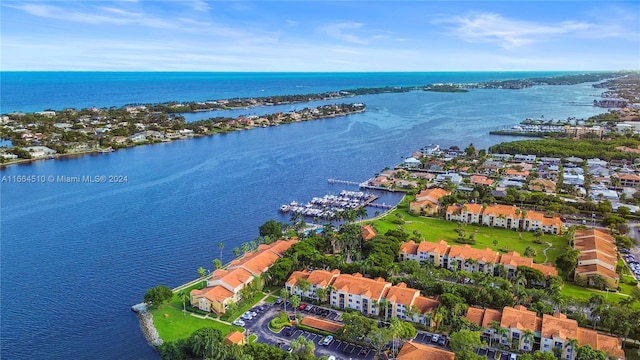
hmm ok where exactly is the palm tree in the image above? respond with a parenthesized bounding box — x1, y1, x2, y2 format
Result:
(296, 278, 312, 300)
(360, 257, 374, 276)
(552, 293, 567, 313)
(233, 247, 241, 258)
(197, 266, 207, 287)
(291, 295, 301, 319)
(279, 288, 289, 313)
(489, 320, 502, 348)
(565, 338, 578, 360)
(218, 241, 224, 263)
(522, 329, 535, 352)
(433, 306, 447, 331)
(496, 325, 509, 349)
(179, 290, 188, 316)
(213, 258, 222, 270)
(379, 298, 389, 321)
(241, 242, 250, 254)
(314, 287, 327, 305)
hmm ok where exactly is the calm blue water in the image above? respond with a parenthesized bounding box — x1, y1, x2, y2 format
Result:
(0, 72, 607, 360)
(1, 71, 588, 113)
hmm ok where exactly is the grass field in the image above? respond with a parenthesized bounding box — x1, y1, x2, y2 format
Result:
(625, 347, 640, 360)
(150, 305, 243, 342)
(370, 210, 567, 265)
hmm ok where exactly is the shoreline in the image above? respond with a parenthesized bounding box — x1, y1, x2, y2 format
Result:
(0, 107, 365, 169)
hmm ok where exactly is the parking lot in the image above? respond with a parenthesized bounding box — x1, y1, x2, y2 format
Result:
(235, 301, 375, 360)
(621, 247, 640, 281)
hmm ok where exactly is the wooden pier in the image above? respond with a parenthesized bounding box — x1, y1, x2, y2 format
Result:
(328, 178, 362, 186)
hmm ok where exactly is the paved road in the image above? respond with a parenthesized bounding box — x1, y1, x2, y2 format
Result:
(242, 302, 375, 360)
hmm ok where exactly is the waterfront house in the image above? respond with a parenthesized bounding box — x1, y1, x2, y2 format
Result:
(422, 144, 441, 156)
(24, 146, 56, 158)
(127, 132, 146, 143)
(403, 157, 421, 168)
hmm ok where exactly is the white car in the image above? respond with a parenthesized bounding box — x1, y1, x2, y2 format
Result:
(232, 319, 245, 327)
(320, 335, 334, 346)
(241, 312, 253, 320)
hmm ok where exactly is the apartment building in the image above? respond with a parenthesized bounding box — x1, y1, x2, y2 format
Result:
(446, 204, 563, 234)
(190, 238, 297, 314)
(399, 241, 558, 278)
(285, 270, 441, 327)
(465, 306, 625, 359)
(573, 229, 619, 288)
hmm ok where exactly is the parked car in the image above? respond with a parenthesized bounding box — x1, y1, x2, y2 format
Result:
(431, 334, 440, 343)
(241, 312, 253, 320)
(305, 305, 314, 312)
(275, 298, 283, 305)
(286, 327, 296, 336)
(299, 303, 307, 311)
(232, 319, 245, 327)
(438, 335, 447, 346)
(320, 335, 334, 346)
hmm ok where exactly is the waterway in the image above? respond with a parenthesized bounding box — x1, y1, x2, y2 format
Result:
(0, 73, 608, 359)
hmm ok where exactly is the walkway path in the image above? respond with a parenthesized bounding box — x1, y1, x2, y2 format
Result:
(542, 242, 553, 263)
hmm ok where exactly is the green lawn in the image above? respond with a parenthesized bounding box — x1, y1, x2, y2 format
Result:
(560, 283, 639, 307)
(150, 305, 243, 342)
(370, 211, 567, 265)
(248, 334, 258, 343)
(263, 295, 279, 304)
(625, 347, 640, 360)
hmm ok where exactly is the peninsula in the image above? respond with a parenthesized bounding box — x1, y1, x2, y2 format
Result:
(2, 71, 637, 167)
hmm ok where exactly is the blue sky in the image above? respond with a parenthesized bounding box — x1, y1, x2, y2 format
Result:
(2, 1, 639, 71)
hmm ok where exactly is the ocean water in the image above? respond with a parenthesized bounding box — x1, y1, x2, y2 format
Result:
(1, 71, 587, 113)
(0, 72, 608, 360)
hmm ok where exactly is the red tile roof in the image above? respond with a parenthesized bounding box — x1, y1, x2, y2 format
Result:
(332, 273, 391, 300)
(501, 305, 539, 331)
(224, 331, 245, 345)
(397, 341, 455, 360)
(385, 282, 419, 307)
(448, 244, 500, 263)
(301, 316, 343, 333)
(362, 225, 376, 241)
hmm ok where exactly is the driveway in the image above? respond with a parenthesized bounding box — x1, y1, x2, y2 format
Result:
(241, 302, 375, 360)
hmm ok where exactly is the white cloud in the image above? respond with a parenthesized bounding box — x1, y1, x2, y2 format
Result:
(191, 0, 210, 12)
(319, 22, 369, 45)
(440, 12, 596, 49)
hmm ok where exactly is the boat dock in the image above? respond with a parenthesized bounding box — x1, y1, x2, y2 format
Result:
(328, 178, 362, 186)
(280, 190, 379, 218)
